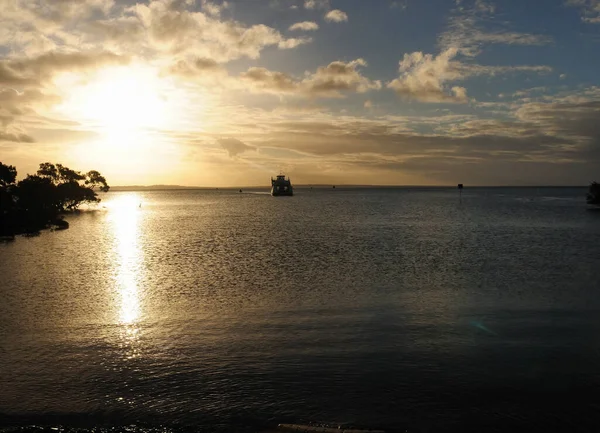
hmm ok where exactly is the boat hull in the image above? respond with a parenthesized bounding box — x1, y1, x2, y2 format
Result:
(271, 188, 293, 196)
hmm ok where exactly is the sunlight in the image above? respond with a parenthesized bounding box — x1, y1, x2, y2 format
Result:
(72, 65, 169, 131)
(55, 63, 208, 180)
(55, 64, 189, 150)
(108, 194, 143, 325)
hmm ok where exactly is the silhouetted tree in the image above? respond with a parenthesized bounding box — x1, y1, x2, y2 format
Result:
(0, 161, 109, 236)
(0, 163, 16, 187)
(588, 181, 600, 206)
(32, 162, 110, 211)
(0, 162, 18, 236)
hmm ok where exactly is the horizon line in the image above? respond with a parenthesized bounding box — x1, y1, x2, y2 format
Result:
(108, 184, 590, 190)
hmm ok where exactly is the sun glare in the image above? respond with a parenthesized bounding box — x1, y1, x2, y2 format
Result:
(53, 62, 214, 181)
(59, 64, 176, 135)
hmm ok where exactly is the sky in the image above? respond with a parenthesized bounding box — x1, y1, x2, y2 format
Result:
(1, 0, 600, 186)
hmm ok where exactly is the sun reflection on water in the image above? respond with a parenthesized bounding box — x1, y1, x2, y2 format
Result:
(108, 194, 143, 326)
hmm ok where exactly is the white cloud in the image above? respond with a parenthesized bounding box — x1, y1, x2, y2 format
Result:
(388, 48, 469, 103)
(278, 37, 313, 49)
(325, 10, 348, 22)
(439, 1, 552, 56)
(201, 0, 230, 17)
(566, 0, 600, 23)
(474, 0, 495, 14)
(125, 1, 312, 61)
(304, 0, 330, 9)
(289, 21, 319, 31)
(0, 0, 312, 63)
(386, 44, 552, 104)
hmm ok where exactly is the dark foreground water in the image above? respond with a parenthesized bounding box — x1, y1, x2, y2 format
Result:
(1, 187, 600, 433)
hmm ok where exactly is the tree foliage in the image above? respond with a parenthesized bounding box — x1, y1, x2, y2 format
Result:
(0, 163, 17, 187)
(0, 161, 110, 236)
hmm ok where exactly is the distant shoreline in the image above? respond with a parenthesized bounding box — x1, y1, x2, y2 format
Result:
(109, 185, 589, 192)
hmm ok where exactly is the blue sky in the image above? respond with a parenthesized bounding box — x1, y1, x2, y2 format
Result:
(1, 0, 599, 186)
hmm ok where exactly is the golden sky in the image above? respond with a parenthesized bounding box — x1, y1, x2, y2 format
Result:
(1, 0, 600, 186)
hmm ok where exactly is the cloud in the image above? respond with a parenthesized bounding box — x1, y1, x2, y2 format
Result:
(0, 0, 311, 63)
(126, 2, 313, 60)
(218, 137, 255, 157)
(0, 88, 62, 141)
(386, 10, 552, 106)
(201, 0, 230, 17)
(0, 0, 116, 55)
(390, 1, 408, 10)
(289, 21, 319, 31)
(303, 59, 381, 96)
(240, 59, 381, 98)
(0, 131, 35, 143)
(387, 48, 469, 103)
(511, 87, 549, 98)
(0, 51, 128, 87)
(218, 89, 600, 184)
(240, 68, 298, 93)
(566, 0, 600, 23)
(439, 1, 552, 56)
(165, 57, 224, 79)
(325, 9, 349, 22)
(0, 50, 129, 141)
(514, 91, 600, 160)
(304, 0, 330, 9)
(474, 0, 496, 14)
(449, 62, 553, 78)
(278, 37, 313, 49)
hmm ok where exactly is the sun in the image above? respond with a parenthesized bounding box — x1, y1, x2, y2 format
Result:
(58, 64, 175, 135)
(52, 62, 209, 181)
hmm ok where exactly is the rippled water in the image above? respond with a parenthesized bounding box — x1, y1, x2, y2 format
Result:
(1, 187, 600, 433)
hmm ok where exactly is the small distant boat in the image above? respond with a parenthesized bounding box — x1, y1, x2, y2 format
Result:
(271, 174, 293, 196)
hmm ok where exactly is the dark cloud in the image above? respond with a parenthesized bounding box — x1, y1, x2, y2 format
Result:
(0, 131, 35, 143)
(240, 68, 297, 92)
(218, 137, 255, 157)
(167, 57, 223, 78)
(229, 92, 600, 183)
(1, 51, 129, 87)
(0, 88, 61, 141)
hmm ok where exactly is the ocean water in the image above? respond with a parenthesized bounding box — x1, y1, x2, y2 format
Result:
(1, 187, 600, 433)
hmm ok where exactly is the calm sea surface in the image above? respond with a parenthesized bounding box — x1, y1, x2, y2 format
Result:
(1, 187, 600, 433)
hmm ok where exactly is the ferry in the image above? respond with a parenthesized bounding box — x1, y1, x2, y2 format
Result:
(271, 174, 293, 196)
